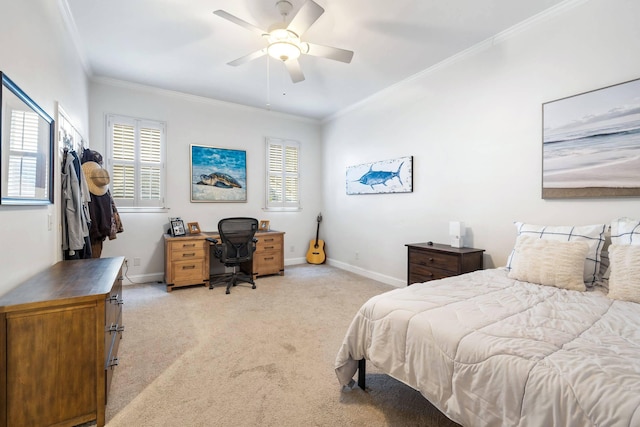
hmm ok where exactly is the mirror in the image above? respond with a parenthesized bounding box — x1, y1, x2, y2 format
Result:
(1, 72, 54, 205)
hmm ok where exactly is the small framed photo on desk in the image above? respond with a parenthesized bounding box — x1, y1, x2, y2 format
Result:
(259, 220, 270, 231)
(188, 222, 201, 234)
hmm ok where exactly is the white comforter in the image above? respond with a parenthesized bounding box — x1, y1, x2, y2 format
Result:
(335, 269, 640, 427)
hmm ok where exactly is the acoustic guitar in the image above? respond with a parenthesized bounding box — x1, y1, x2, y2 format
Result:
(306, 213, 326, 264)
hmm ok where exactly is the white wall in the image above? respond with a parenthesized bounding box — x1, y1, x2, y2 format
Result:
(0, 0, 90, 295)
(322, 0, 640, 286)
(88, 79, 322, 282)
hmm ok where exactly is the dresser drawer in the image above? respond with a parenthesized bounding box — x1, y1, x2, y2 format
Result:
(409, 250, 459, 273)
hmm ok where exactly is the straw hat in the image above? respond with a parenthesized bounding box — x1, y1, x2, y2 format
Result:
(82, 161, 110, 196)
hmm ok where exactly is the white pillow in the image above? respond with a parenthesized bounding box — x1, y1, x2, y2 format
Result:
(506, 222, 606, 287)
(601, 218, 640, 285)
(607, 244, 640, 303)
(611, 217, 640, 245)
(507, 235, 588, 291)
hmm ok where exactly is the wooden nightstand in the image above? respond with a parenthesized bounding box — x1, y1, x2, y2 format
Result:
(406, 242, 484, 285)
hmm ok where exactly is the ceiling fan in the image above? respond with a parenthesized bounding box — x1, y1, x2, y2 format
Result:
(213, 0, 354, 83)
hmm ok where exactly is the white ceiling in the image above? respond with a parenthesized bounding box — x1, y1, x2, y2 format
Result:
(64, 0, 567, 120)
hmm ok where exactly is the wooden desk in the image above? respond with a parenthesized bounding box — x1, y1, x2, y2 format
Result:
(163, 230, 285, 292)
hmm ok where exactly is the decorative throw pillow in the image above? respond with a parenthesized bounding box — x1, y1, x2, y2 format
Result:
(506, 222, 606, 287)
(607, 244, 640, 303)
(507, 235, 588, 291)
(611, 217, 640, 245)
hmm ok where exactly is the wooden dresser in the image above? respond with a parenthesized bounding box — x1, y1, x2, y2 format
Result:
(164, 230, 285, 291)
(0, 256, 125, 427)
(406, 242, 484, 285)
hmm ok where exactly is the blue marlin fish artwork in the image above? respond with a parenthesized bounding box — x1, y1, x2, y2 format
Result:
(346, 156, 413, 195)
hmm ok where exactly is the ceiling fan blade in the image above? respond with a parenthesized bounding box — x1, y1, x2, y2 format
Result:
(213, 10, 268, 37)
(228, 49, 267, 66)
(284, 59, 305, 83)
(304, 43, 354, 63)
(287, 0, 324, 37)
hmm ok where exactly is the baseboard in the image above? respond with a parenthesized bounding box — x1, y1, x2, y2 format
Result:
(122, 272, 164, 286)
(326, 259, 405, 288)
(125, 258, 404, 287)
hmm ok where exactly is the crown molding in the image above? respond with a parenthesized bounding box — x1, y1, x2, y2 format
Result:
(325, 0, 590, 123)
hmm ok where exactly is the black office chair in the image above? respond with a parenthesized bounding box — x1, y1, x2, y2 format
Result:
(206, 217, 259, 294)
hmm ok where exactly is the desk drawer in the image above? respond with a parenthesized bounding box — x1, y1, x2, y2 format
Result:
(170, 247, 205, 262)
(256, 235, 282, 254)
(254, 251, 282, 276)
(409, 250, 459, 273)
(171, 259, 206, 284)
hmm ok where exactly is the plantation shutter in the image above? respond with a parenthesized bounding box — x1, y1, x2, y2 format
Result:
(266, 138, 300, 210)
(108, 115, 165, 208)
(7, 110, 39, 197)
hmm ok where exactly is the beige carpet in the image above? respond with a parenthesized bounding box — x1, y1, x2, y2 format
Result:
(105, 264, 460, 427)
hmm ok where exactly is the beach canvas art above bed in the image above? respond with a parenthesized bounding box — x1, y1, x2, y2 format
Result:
(542, 77, 640, 198)
(346, 156, 413, 195)
(190, 144, 247, 202)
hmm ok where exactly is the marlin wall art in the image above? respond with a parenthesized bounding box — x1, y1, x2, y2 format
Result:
(346, 156, 413, 195)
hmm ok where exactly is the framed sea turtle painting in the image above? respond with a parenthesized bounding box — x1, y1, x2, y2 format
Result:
(346, 156, 413, 195)
(190, 144, 247, 202)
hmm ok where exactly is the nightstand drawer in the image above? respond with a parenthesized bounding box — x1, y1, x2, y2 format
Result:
(409, 265, 451, 283)
(409, 250, 458, 273)
(406, 242, 484, 286)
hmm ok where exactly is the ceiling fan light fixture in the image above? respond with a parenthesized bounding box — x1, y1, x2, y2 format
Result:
(268, 41, 301, 61)
(267, 29, 301, 61)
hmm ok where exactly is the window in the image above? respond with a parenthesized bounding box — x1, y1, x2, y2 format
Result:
(107, 114, 166, 208)
(7, 109, 40, 197)
(265, 137, 300, 210)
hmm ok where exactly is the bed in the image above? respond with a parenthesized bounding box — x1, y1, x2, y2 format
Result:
(334, 220, 640, 426)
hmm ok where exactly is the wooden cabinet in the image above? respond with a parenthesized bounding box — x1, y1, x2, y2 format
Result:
(248, 231, 285, 280)
(406, 242, 484, 285)
(0, 256, 125, 427)
(164, 235, 209, 291)
(164, 231, 285, 291)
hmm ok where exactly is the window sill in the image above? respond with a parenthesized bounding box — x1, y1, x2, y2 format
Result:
(117, 207, 170, 214)
(262, 207, 302, 212)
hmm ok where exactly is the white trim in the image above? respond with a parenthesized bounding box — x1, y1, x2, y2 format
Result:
(324, 0, 591, 123)
(327, 258, 405, 288)
(57, 0, 93, 76)
(92, 76, 319, 124)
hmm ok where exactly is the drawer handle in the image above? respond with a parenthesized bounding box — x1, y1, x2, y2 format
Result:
(264, 238, 274, 242)
(264, 246, 274, 250)
(117, 299, 124, 306)
(264, 257, 274, 261)
(183, 243, 196, 248)
(108, 323, 125, 333)
(182, 253, 196, 257)
(182, 265, 196, 270)
(108, 295, 119, 302)
(107, 357, 119, 369)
